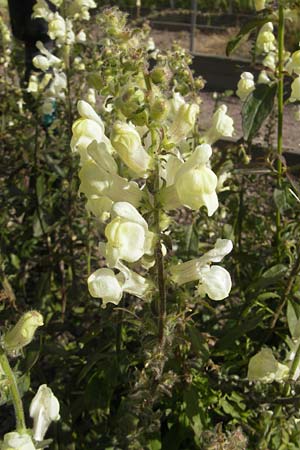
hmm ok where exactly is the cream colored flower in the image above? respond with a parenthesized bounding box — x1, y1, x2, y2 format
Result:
(248, 348, 289, 382)
(236, 72, 255, 101)
(48, 13, 66, 42)
(174, 145, 218, 215)
(160, 144, 218, 216)
(256, 22, 276, 54)
(263, 52, 277, 71)
(111, 122, 153, 177)
(88, 261, 152, 307)
(1, 432, 36, 450)
(203, 105, 234, 145)
(79, 141, 142, 212)
(30, 385, 60, 441)
(168, 93, 199, 144)
(88, 268, 123, 305)
(71, 101, 107, 162)
(103, 202, 155, 266)
(170, 239, 233, 301)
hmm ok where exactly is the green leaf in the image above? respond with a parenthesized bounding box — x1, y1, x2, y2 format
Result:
(273, 188, 290, 213)
(242, 83, 277, 141)
(226, 16, 272, 56)
(185, 223, 199, 256)
(262, 264, 288, 280)
(287, 300, 300, 339)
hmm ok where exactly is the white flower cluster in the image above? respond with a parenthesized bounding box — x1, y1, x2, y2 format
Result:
(71, 95, 233, 307)
(249, 14, 300, 104)
(28, 0, 95, 111)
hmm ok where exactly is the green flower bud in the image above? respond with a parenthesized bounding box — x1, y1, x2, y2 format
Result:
(150, 97, 169, 121)
(4, 311, 43, 354)
(116, 86, 145, 118)
(150, 67, 169, 85)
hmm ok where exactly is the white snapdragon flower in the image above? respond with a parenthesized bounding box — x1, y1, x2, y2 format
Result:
(48, 13, 66, 42)
(35, 41, 61, 68)
(103, 202, 155, 266)
(170, 239, 233, 301)
(263, 52, 277, 71)
(111, 122, 153, 178)
(248, 348, 289, 382)
(71, 101, 108, 162)
(290, 76, 300, 102)
(88, 261, 152, 306)
(32, 55, 50, 71)
(236, 72, 255, 101)
(256, 22, 276, 54)
(174, 144, 218, 215)
(30, 385, 60, 441)
(32, 0, 53, 21)
(47, 70, 67, 99)
(168, 93, 199, 144)
(1, 432, 36, 450)
(160, 145, 218, 216)
(79, 141, 143, 212)
(203, 105, 234, 145)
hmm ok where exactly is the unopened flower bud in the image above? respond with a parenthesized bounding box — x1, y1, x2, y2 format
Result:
(150, 67, 169, 85)
(150, 97, 169, 121)
(116, 86, 145, 118)
(4, 311, 43, 354)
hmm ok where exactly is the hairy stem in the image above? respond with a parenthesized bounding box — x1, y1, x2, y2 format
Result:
(0, 349, 26, 433)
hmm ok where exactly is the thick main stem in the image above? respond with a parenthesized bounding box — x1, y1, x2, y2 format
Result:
(275, 3, 284, 248)
(0, 349, 26, 433)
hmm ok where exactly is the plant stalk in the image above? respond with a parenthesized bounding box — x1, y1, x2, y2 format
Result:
(0, 349, 26, 433)
(275, 2, 285, 249)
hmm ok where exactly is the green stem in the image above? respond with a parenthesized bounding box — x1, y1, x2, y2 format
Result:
(275, 2, 285, 249)
(152, 129, 166, 344)
(0, 349, 26, 433)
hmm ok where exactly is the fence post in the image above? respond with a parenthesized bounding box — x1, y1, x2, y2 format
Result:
(190, 0, 197, 53)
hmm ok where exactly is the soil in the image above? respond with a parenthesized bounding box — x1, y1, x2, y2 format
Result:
(151, 27, 252, 59)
